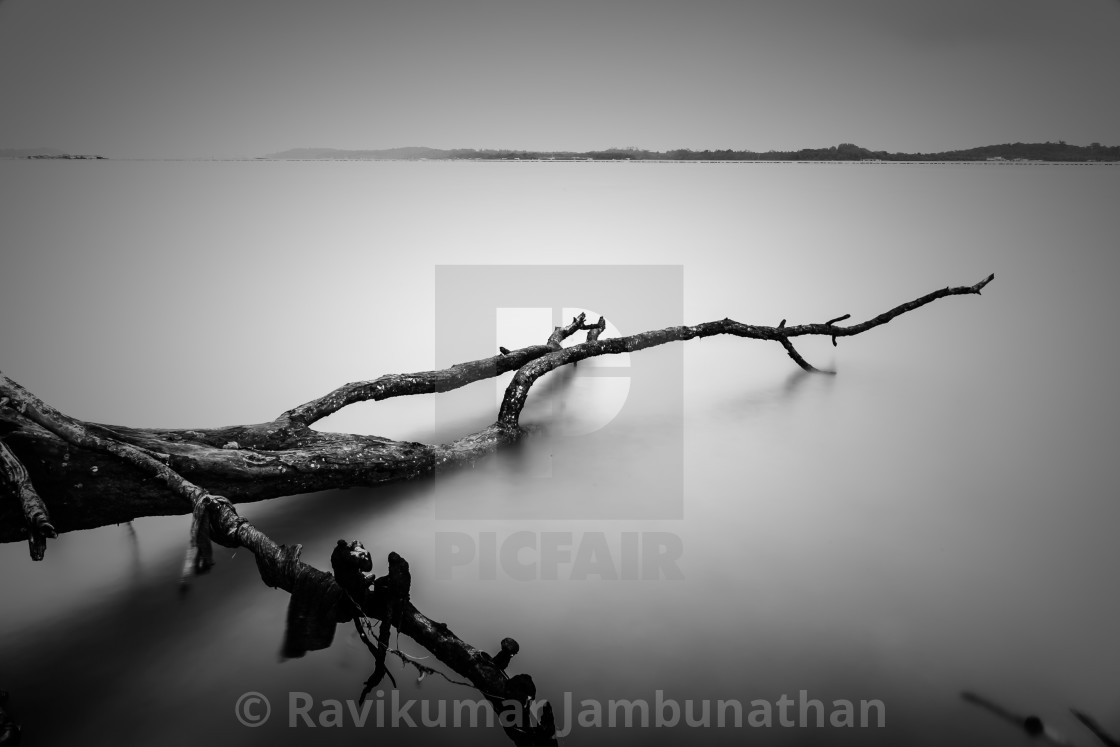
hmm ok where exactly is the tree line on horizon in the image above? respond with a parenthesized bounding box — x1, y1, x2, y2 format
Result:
(268, 141, 1120, 162)
(5, 142, 1117, 162)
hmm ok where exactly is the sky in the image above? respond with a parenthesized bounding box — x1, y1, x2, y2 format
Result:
(0, 0, 1118, 158)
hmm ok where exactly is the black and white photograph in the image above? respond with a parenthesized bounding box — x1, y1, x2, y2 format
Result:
(1, 1, 1118, 745)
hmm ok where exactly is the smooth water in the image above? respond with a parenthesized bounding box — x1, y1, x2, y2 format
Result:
(1, 160, 1118, 745)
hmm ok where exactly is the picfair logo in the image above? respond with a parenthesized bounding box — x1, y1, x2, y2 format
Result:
(434, 265, 683, 520)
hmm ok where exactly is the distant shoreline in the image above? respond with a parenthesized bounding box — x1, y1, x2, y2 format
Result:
(4, 140, 1119, 164)
(256, 157, 1118, 165)
(261, 142, 1120, 164)
(4, 157, 1117, 166)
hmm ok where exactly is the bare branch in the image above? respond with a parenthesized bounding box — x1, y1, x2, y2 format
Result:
(0, 275, 995, 541)
(777, 336, 835, 375)
(585, 315, 606, 342)
(783, 273, 994, 341)
(0, 435, 56, 559)
(498, 275, 993, 427)
(282, 311, 589, 428)
(546, 311, 587, 348)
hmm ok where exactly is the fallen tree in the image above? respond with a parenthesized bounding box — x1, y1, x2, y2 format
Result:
(0, 274, 994, 745)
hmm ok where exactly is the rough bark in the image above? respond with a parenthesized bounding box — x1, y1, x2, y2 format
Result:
(0, 438, 54, 560)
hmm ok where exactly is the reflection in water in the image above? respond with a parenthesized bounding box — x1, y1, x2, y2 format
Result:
(358, 616, 397, 697)
(125, 521, 142, 585)
(713, 368, 828, 421)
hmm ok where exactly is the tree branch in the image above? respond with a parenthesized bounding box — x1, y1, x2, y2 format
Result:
(281, 312, 590, 428)
(0, 380, 559, 742)
(0, 437, 55, 559)
(497, 275, 993, 426)
(0, 275, 994, 543)
(785, 273, 994, 340)
(0, 373, 212, 511)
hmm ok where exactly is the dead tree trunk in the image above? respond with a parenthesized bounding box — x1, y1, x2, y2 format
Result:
(0, 274, 994, 746)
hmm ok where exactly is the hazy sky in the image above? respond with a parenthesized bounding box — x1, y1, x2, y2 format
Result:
(1, 0, 1118, 158)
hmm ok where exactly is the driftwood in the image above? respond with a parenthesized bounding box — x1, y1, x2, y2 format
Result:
(0, 274, 996, 745)
(0, 274, 994, 543)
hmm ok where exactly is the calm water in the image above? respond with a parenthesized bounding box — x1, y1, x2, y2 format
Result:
(1, 160, 1118, 746)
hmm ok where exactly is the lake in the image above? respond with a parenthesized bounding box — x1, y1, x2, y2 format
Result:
(0, 159, 1117, 746)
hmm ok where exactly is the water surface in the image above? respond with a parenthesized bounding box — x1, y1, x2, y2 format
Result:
(1, 160, 1117, 745)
